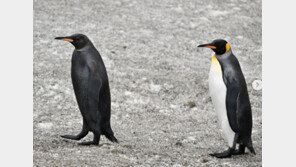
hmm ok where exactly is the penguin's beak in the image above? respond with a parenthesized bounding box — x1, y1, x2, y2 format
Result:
(198, 43, 216, 49)
(55, 36, 74, 42)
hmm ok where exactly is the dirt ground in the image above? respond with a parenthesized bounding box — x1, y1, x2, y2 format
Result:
(33, 0, 262, 166)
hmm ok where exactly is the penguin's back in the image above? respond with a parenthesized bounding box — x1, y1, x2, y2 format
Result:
(216, 52, 253, 141)
(209, 55, 235, 147)
(71, 47, 110, 106)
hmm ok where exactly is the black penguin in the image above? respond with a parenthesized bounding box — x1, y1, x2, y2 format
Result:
(198, 39, 255, 158)
(55, 34, 118, 145)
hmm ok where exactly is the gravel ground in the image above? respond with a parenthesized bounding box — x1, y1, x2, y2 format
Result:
(33, 0, 262, 166)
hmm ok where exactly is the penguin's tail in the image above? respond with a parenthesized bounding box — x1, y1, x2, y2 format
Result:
(105, 133, 118, 143)
(102, 125, 118, 143)
(246, 139, 256, 155)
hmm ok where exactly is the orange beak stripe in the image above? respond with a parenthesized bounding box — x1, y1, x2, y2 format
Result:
(62, 38, 73, 42)
(204, 45, 216, 49)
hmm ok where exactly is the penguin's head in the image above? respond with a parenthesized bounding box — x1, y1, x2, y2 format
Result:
(198, 39, 231, 55)
(55, 34, 90, 49)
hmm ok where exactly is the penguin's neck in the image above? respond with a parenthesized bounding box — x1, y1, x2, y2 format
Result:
(210, 49, 232, 75)
(216, 49, 233, 65)
(75, 42, 93, 51)
(210, 54, 223, 76)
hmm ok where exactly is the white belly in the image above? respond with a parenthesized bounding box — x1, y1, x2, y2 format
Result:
(209, 56, 235, 147)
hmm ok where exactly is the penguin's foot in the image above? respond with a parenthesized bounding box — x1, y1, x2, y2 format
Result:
(233, 145, 246, 155)
(61, 134, 81, 140)
(61, 128, 89, 141)
(232, 149, 245, 155)
(78, 134, 100, 146)
(78, 141, 99, 146)
(209, 148, 233, 158)
(209, 152, 232, 158)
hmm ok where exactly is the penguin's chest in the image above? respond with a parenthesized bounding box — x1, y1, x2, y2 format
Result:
(208, 55, 235, 146)
(71, 56, 90, 95)
(209, 56, 225, 99)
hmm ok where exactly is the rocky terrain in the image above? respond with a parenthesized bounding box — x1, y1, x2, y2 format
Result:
(34, 0, 262, 166)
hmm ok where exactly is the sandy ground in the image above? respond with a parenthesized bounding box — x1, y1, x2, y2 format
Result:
(33, 0, 262, 166)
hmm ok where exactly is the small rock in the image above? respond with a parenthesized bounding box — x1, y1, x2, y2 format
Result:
(200, 158, 209, 163)
(111, 149, 124, 154)
(175, 141, 183, 146)
(188, 101, 196, 108)
(123, 145, 133, 149)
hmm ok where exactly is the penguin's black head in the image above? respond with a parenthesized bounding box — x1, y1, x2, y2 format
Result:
(55, 34, 90, 49)
(198, 39, 230, 55)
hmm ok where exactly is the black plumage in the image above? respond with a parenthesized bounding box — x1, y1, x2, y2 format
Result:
(55, 34, 118, 145)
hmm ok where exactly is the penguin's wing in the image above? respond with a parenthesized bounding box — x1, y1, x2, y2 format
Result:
(86, 60, 102, 122)
(87, 61, 101, 101)
(225, 77, 240, 133)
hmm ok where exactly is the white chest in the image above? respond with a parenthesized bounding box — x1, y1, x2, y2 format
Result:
(208, 55, 235, 147)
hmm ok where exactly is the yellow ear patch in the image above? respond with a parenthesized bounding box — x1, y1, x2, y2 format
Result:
(226, 43, 230, 52)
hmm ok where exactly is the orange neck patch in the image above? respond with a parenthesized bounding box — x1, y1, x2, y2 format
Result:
(210, 55, 222, 75)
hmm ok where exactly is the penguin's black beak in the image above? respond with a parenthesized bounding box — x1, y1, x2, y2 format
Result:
(55, 36, 74, 43)
(198, 43, 216, 49)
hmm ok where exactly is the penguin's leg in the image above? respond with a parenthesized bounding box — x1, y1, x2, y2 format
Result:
(61, 118, 89, 140)
(233, 144, 246, 155)
(78, 120, 101, 145)
(210, 133, 238, 158)
(78, 131, 101, 146)
(233, 139, 256, 155)
(78, 99, 101, 146)
(78, 120, 101, 146)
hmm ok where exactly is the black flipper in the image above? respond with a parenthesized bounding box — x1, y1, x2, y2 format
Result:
(225, 81, 240, 133)
(86, 61, 102, 122)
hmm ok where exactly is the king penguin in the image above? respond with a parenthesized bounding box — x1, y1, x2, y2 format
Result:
(55, 34, 118, 145)
(198, 39, 255, 158)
